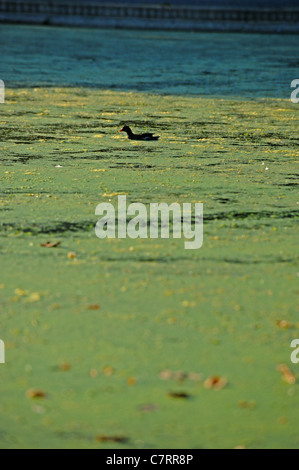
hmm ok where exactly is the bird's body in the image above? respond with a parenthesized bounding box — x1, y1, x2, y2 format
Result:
(120, 125, 160, 141)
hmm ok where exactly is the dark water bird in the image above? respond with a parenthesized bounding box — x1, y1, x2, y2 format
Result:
(119, 125, 160, 141)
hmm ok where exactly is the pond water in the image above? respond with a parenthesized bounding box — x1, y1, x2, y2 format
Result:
(0, 24, 297, 98)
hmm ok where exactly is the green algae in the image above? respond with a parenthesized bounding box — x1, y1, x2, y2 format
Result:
(0, 87, 298, 449)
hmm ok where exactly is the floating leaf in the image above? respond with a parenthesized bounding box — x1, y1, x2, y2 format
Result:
(96, 435, 129, 444)
(159, 369, 173, 380)
(26, 389, 47, 399)
(27, 292, 41, 302)
(238, 400, 256, 409)
(87, 304, 101, 310)
(276, 320, 293, 329)
(167, 391, 191, 399)
(127, 377, 137, 386)
(277, 364, 296, 384)
(204, 376, 228, 390)
(15, 288, 28, 297)
(39, 241, 61, 248)
(102, 366, 114, 376)
(90, 369, 98, 378)
(59, 362, 71, 371)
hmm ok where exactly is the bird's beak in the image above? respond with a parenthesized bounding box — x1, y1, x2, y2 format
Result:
(119, 128, 123, 132)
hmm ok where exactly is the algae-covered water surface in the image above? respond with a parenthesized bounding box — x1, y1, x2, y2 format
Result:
(0, 25, 298, 449)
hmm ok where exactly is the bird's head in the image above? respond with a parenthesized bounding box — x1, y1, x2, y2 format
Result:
(119, 125, 130, 133)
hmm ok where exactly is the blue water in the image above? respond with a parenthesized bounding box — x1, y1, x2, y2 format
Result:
(0, 24, 298, 98)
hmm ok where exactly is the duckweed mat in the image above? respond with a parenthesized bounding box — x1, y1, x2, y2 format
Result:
(0, 87, 298, 449)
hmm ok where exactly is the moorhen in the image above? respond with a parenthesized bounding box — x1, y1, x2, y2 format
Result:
(120, 125, 160, 141)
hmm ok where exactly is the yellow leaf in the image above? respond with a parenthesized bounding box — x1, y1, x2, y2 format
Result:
(15, 288, 27, 297)
(28, 292, 41, 302)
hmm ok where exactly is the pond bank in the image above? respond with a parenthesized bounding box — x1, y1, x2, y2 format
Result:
(0, 1, 299, 33)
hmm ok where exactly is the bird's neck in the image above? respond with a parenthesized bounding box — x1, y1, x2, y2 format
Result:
(126, 128, 134, 137)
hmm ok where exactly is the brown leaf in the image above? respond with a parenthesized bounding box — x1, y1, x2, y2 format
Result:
(96, 435, 129, 444)
(204, 376, 228, 390)
(277, 364, 296, 384)
(102, 365, 114, 376)
(159, 369, 173, 380)
(167, 391, 191, 399)
(238, 399, 256, 409)
(59, 362, 71, 371)
(276, 320, 293, 329)
(87, 304, 101, 310)
(127, 377, 137, 386)
(26, 389, 47, 399)
(39, 241, 61, 248)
